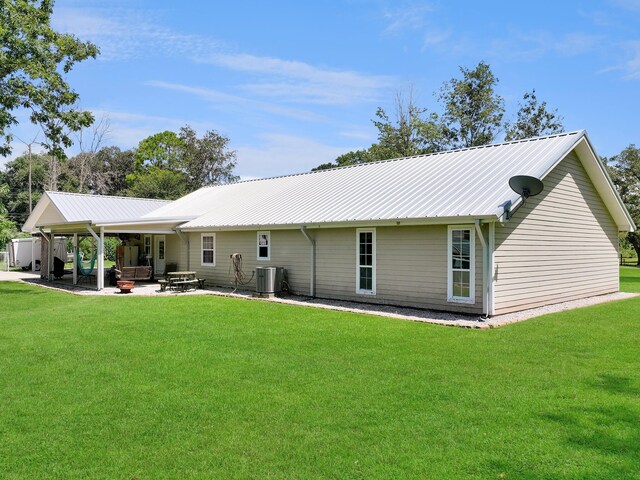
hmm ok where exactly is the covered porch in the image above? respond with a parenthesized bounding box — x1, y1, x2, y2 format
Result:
(21, 191, 180, 290)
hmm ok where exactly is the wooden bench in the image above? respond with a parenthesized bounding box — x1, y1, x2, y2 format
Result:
(158, 279, 169, 292)
(117, 266, 153, 281)
(172, 279, 199, 292)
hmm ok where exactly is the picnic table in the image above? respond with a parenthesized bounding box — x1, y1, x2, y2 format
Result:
(160, 271, 203, 292)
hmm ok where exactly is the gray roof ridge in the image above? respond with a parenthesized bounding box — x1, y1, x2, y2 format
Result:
(205, 130, 585, 189)
(45, 190, 172, 203)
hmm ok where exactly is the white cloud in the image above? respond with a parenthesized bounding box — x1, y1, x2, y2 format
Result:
(383, 4, 433, 33)
(490, 30, 605, 60)
(603, 41, 640, 79)
(235, 134, 356, 179)
(52, 7, 222, 61)
(146, 81, 327, 122)
(422, 28, 452, 50)
(195, 53, 395, 105)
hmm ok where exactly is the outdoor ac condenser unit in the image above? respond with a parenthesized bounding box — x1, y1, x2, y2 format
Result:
(255, 266, 285, 294)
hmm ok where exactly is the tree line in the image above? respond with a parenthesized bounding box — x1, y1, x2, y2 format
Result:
(313, 61, 564, 170)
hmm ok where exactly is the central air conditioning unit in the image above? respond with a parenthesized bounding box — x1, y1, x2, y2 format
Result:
(255, 266, 285, 294)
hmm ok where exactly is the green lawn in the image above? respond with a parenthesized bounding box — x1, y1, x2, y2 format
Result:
(620, 266, 640, 292)
(0, 273, 639, 479)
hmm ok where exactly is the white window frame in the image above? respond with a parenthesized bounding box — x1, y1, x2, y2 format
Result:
(201, 233, 216, 267)
(143, 235, 152, 257)
(257, 231, 270, 261)
(447, 225, 475, 304)
(356, 228, 376, 295)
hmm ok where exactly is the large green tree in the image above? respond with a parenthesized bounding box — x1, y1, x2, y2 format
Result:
(0, 152, 48, 224)
(505, 89, 564, 141)
(438, 61, 504, 149)
(313, 90, 443, 171)
(607, 145, 640, 264)
(178, 125, 238, 190)
(127, 126, 237, 199)
(0, 183, 18, 247)
(1, 0, 99, 157)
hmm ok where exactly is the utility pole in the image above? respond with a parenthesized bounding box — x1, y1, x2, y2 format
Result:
(28, 142, 32, 214)
(15, 134, 40, 215)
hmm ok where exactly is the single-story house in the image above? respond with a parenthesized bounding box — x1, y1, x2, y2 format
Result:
(22, 130, 635, 315)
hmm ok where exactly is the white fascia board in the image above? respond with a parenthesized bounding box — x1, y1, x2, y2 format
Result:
(95, 217, 193, 227)
(573, 135, 636, 232)
(177, 215, 499, 232)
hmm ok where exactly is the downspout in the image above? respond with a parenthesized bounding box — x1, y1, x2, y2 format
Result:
(174, 228, 190, 271)
(474, 220, 489, 317)
(300, 226, 316, 297)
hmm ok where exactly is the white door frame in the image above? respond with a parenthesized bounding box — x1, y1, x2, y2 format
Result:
(154, 235, 166, 276)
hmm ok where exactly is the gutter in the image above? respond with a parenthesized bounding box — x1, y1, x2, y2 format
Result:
(300, 226, 316, 297)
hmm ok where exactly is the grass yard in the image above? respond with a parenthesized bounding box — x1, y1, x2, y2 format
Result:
(1, 273, 639, 479)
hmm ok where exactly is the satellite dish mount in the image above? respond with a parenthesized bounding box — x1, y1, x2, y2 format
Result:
(505, 175, 544, 219)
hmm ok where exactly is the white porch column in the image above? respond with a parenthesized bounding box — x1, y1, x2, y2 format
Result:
(72, 233, 78, 285)
(98, 227, 105, 290)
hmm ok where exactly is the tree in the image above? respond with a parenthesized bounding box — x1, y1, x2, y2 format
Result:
(607, 145, 640, 265)
(178, 125, 238, 190)
(0, 152, 48, 224)
(94, 146, 135, 196)
(369, 89, 443, 160)
(68, 115, 110, 193)
(127, 168, 188, 200)
(312, 150, 371, 171)
(311, 89, 443, 171)
(127, 127, 237, 199)
(0, 184, 18, 247)
(505, 89, 564, 141)
(1, 0, 99, 157)
(438, 61, 505, 148)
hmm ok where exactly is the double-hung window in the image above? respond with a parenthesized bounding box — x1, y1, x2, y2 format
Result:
(447, 226, 475, 303)
(356, 229, 376, 295)
(257, 231, 270, 260)
(201, 233, 216, 266)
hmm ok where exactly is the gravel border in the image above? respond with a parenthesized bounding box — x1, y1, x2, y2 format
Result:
(2, 271, 637, 329)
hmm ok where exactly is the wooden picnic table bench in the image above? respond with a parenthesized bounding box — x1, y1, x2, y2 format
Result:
(172, 279, 199, 292)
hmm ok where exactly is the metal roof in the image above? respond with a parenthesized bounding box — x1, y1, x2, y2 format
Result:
(23, 191, 170, 232)
(155, 130, 615, 230)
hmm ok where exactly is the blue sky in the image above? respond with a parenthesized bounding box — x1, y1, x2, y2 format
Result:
(5, 0, 640, 179)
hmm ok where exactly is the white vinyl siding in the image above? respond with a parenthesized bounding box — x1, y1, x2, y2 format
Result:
(257, 231, 270, 260)
(447, 226, 475, 303)
(356, 229, 376, 295)
(189, 230, 312, 296)
(201, 234, 216, 266)
(493, 151, 619, 314)
(314, 225, 483, 314)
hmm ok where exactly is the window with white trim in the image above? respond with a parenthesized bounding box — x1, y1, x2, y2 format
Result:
(356, 229, 376, 295)
(201, 233, 216, 266)
(257, 231, 270, 260)
(447, 226, 475, 303)
(144, 235, 152, 257)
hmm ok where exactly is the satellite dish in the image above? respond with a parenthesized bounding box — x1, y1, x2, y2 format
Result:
(509, 175, 543, 199)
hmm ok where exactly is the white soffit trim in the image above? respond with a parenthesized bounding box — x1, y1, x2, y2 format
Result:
(572, 136, 635, 232)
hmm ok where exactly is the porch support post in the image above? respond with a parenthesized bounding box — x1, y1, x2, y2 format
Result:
(38, 228, 52, 281)
(475, 220, 489, 317)
(489, 222, 496, 316)
(31, 235, 37, 272)
(72, 233, 78, 285)
(85, 225, 103, 290)
(98, 227, 105, 290)
(300, 226, 316, 297)
(175, 229, 190, 270)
